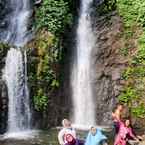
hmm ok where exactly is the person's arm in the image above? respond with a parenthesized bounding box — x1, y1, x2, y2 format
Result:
(128, 128, 139, 141)
(112, 112, 115, 118)
(58, 130, 65, 145)
(112, 110, 121, 121)
(136, 135, 143, 141)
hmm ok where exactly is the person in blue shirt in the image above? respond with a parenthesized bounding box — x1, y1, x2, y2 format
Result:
(85, 127, 108, 145)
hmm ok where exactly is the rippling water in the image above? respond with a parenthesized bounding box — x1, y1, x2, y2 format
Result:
(0, 129, 115, 145)
(0, 130, 59, 145)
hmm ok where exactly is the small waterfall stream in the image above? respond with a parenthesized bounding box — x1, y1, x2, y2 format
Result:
(71, 0, 96, 128)
(0, 0, 32, 136)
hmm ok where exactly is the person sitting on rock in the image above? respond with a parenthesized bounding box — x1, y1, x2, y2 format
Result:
(85, 126, 108, 145)
(58, 119, 84, 145)
(114, 118, 139, 145)
(125, 119, 143, 145)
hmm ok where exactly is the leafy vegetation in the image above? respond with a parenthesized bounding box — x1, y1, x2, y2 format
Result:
(35, 0, 73, 35)
(27, 30, 60, 111)
(32, 0, 75, 111)
(97, 0, 116, 15)
(34, 89, 49, 111)
(117, 0, 145, 118)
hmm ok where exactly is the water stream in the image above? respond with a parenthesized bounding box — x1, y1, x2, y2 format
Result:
(3, 48, 31, 134)
(71, 0, 96, 127)
(1, 0, 32, 135)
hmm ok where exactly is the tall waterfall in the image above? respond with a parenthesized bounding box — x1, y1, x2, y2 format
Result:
(3, 48, 31, 132)
(71, 0, 96, 127)
(1, 0, 32, 134)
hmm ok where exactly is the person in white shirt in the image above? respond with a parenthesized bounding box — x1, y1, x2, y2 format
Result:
(58, 119, 76, 145)
(58, 119, 84, 145)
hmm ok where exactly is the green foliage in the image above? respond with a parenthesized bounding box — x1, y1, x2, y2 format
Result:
(118, 87, 139, 103)
(117, 0, 145, 118)
(37, 54, 59, 88)
(122, 66, 145, 80)
(120, 66, 145, 118)
(34, 89, 49, 111)
(117, 0, 145, 28)
(28, 30, 60, 111)
(122, 67, 133, 80)
(97, 0, 116, 15)
(132, 104, 145, 118)
(35, 0, 73, 35)
(119, 87, 145, 118)
(32, 0, 73, 111)
(120, 47, 129, 56)
(132, 34, 145, 64)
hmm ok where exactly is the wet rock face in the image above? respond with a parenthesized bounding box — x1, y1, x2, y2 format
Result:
(91, 11, 125, 125)
(0, 0, 9, 27)
(0, 0, 11, 41)
(0, 45, 9, 133)
(0, 80, 8, 133)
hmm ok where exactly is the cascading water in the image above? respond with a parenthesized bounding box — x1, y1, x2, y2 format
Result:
(3, 48, 31, 132)
(1, 0, 32, 135)
(71, 0, 96, 128)
(0, 0, 32, 46)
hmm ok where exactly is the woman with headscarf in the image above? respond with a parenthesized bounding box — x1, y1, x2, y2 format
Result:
(85, 127, 108, 145)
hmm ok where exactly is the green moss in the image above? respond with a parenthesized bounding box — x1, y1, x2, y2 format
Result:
(0, 43, 10, 58)
(28, 30, 60, 111)
(117, 0, 145, 118)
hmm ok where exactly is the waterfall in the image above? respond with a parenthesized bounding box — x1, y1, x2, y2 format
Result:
(0, 0, 32, 46)
(1, 0, 32, 134)
(71, 0, 96, 128)
(3, 48, 31, 132)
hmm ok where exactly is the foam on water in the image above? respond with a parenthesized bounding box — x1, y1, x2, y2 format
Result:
(3, 130, 39, 140)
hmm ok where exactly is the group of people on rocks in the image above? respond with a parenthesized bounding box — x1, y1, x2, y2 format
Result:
(58, 104, 144, 145)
